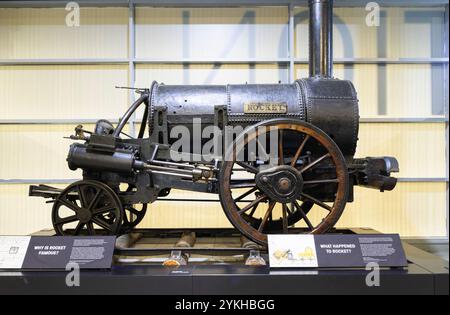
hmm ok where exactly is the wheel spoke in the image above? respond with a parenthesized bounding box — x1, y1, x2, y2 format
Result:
(236, 161, 258, 174)
(92, 205, 116, 216)
(123, 212, 130, 224)
(87, 190, 102, 210)
(58, 197, 81, 213)
(77, 185, 88, 208)
(282, 204, 289, 233)
(234, 187, 258, 203)
(74, 222, 85, 235)
(54, 215, 78, 226)
(300, 153, 331, 174)
(238, 194, 267, 215)
(303, 179, 339, 185)
(86, 222, 95, 235)
(258, 201, 276, 232)
(230, 179, 256, 189)
(287, 203, 294, 215)
(291, 135, 310, 167)
(300, 193, 332, 211)
(248, 204, 258, 217)
(126, 206, 141, 216)
(294, 201, 314, 231)
(122, 204, 147, 229)
(92, 217, 113, 231)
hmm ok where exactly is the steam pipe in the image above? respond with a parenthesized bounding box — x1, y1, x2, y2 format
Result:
(113, 93, 148, 138)
(309, 0, 333, 78)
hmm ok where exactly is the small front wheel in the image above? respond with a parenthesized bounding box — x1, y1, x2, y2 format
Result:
(52, 180, 123, 236)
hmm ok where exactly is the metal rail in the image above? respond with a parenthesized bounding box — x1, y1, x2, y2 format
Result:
(0, 0, 449, 8)
(1, 58, 448, 66)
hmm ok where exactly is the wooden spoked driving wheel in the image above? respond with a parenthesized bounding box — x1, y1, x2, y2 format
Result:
(219, 118, 349, 245)
(52, 180, 123, 235)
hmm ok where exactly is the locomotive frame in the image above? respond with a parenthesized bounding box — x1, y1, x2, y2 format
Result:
(29, 0, 399, 246)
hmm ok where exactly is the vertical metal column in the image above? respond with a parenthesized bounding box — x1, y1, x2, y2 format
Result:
(308, 0, 333, 78)
(128, 1, 136, 137)
(444, 4, 449, 242)
(128, 1, 137, 223)
(288, 3, 295, 82)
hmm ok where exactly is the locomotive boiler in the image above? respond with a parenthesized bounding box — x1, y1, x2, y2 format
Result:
(30, 0, 398, 245)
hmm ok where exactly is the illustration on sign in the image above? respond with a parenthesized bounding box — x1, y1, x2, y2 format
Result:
(0, 236, 31, 269)
(268, 235, 319, 268)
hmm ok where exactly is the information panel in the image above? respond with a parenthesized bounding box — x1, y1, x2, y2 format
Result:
(268, 234, 407, 268)
(0, 236, 115, 270)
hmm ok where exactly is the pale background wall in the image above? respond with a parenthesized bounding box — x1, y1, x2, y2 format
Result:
(0, 4, 448, 240)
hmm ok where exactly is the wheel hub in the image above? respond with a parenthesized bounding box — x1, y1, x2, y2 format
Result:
(255, 165, 303, 203)
(77, 208, 92, 223)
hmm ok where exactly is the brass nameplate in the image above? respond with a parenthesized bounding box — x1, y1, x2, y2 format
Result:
(244, 102, 288, 114)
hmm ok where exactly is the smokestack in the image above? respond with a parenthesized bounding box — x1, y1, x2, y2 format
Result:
(309, 0, 333, 78)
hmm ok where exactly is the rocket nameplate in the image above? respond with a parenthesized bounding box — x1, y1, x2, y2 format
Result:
(244, 102, 288, 114)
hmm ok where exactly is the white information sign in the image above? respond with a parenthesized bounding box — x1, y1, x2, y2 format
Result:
(268, 235, 319, 268)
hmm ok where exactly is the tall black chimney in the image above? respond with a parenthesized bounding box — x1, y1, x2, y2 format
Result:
(309, 0, 333, 78)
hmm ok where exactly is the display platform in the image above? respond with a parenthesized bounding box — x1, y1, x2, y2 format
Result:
(0, 228, 447, 295)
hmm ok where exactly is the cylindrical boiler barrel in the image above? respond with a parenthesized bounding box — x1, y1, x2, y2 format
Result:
(148, 79, 359, 161)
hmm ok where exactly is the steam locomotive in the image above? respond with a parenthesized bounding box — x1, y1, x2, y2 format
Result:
(30, 0, 398, 245)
